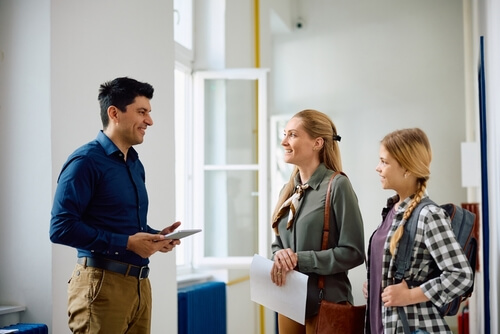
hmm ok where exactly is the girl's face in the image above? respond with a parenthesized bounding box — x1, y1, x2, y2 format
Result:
(375, 144, 407, 192)
(281, 117, 320, 168)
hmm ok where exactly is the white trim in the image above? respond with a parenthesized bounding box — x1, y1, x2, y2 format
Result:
(192, 68, 270, 268)
(204, 164, 259, 171)
(175, 42, 194, 67)
(0, 305, 26, 315)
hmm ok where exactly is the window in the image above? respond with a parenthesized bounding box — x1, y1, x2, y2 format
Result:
(192, 69, 270, 269)
(175, 68, 271, 272)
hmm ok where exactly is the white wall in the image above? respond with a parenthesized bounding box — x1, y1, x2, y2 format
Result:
(0, 0, 177, 333)
(0, 0, 52, 327)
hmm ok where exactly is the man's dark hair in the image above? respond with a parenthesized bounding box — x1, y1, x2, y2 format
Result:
(98, 77, 154, 128)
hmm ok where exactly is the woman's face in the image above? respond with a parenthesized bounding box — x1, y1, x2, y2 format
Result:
(281, 117, 319, 168)
(375, 144, 407, 192)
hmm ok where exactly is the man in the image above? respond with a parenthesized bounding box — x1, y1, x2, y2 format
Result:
(50, 77, 180, 333)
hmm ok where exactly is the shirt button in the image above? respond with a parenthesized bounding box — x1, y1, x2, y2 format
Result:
(115, 252, 119, 255)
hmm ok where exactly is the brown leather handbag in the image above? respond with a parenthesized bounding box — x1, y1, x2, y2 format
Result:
(316, 300, 366, 334)
(315, 172, 366, 334)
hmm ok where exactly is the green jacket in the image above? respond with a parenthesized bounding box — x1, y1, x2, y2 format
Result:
(271, 163, 365, 317)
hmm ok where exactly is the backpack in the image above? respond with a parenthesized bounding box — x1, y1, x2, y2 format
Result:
(394, 198, 478, 318)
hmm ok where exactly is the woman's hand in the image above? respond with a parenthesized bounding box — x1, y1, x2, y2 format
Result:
(274, 248, 298, 271)
(270, 248, 297, 286)
(362, 280, 368, 299)
(270, 262, 287, 286)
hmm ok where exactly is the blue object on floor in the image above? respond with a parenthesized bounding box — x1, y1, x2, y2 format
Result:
(178, 281, 226, 334)
(0, 323, 48, 333)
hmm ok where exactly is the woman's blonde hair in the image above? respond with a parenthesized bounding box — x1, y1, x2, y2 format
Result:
(271, 109, 342, 227)
(382, 128, 432, 255)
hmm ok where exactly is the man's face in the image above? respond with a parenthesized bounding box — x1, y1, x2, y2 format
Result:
(115, 96, 153, 147)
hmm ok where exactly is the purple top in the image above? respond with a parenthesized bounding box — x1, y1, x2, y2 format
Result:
(369, 207, 396, 333)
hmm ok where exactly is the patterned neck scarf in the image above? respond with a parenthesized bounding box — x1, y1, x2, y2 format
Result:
(272, 184, 310, 234)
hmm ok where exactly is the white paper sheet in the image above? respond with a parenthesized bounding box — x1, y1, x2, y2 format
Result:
(250, 254, 308, 324)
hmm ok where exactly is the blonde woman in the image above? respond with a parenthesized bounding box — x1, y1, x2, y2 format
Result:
(270, 109, 365, 334)
(364, 128, 473, 333)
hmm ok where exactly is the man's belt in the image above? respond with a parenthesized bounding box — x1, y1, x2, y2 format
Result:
(77, 257, 150, 280)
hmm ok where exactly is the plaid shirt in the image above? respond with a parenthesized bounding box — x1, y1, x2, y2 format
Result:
(374, 195, 473, 333)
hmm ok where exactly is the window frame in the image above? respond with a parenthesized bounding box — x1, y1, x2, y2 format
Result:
(174, 62, 195, 274)
(191, 68, 271, 269)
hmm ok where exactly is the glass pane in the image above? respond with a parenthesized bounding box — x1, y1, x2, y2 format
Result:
(204, 79, 257, 165)
(204, 170, 258, 257)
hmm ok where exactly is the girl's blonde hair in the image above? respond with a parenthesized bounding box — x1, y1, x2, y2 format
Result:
(382, 128, 432, 255)
(271, 109, 342, 228)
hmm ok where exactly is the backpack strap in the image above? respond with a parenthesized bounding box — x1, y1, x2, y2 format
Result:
(393, 197, 434, 282)
(393, 197, 434, 334)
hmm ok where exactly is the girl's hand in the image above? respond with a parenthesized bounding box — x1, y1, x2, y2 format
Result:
(381, 280, 429, 307)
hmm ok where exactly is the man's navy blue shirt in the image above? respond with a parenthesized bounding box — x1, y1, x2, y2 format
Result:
(50, 131, 158, 266)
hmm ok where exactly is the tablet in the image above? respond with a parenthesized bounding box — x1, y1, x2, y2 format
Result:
(163, 229, 202, 239)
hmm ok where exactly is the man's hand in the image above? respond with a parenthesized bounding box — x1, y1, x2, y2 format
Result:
(127, 222, 184, 257)
(127, 232, 175, 258)
(159, 221, 182, 235)
(157, 221, 182, 253)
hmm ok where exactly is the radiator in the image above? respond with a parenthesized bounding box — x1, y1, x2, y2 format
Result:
(0, 323, 48, 333)
(178, 281, 226, 334)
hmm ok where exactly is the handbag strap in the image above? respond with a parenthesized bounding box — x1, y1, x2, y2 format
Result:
(318, 171, 366, 293)
(318, 171, 343, 291)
